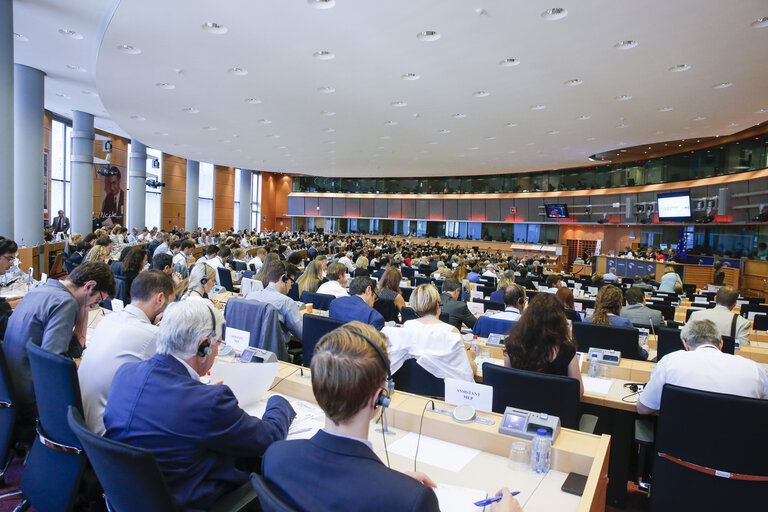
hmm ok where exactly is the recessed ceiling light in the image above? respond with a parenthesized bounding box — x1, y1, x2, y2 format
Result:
(257, 119, 272, 124)
(155, 132, 169, 136)
(202, 126, 217, 131)
(756, 108, 768, 114)
(244, 98, 262, 104)
(499, 58, 520, 67)
(576, 115, 591, 120)
(453, 113, 467, 119)
(548, 130, 560, 135)
(668, 64, 691, 72)
(712, 82, 732, 89)
(82, 90, 98, 96)
(380, 136, 391, 140)
(617, 141, 628, 146)
(472, 91, 490, 98)
(155, 82, 175, 90)
(58, 29, 83, 40)
(228, 67, 248, 76)
(655, 130, 664, 135)
(55, 93, 71, 99)
(391, 101, 407, 108)
(308, 0, 335, 9)
(268, 134, 281, 138)
(328, 150, 336, 154)
(505, 122, 518, 127)
(182, 107, 199, 114)
(116, 44, 141, 54)
(317, 86, 336, 94)
(586, 137, 597, 141)
(384, 121, 398, 126)
(616, 123, 628, 128)
(564, 79, 583, 86)
(616, 95, 632, 101)
(324, 127, 336, 132)
(417, 31, 440, 41)
(658, 107, 673, 112)
(66, 64, 86, 72)
(320, 111, 336, 116)
(614, 40, 638, 50)
(751, 17, 768, 28)
(439, 129, 451, 134)
(326, 141, 336, 144)
(526, 142, 536, 146)
(728, 122, 737, 127)
(541, 8, 568, 20)
(401, 73, 420, 81)
(486, 136, 496, 140)
(14, 33, 29, 42)
(313, 50, 335, 60)
(202, 22, 227, 34)
(530, 105, 546, 110)
(471, 147, 480, 150)
(130, 115, 146, 121)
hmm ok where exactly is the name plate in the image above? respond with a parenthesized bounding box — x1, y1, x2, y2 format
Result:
(444, 378, 493, 413)
(466, 302, 484, 315)
(226, 327, 251, 352)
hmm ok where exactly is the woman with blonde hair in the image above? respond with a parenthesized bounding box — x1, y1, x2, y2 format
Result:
(180, 262, 217, 301)
(85, 245, 110, 263)
(353, 256, 370, 277)
(296, 260, 324, 295)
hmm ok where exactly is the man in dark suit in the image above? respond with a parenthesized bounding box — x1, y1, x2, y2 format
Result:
(515, 266, 537, 291)
(371, 256, 390, 279)
(104, 300, 295, 511)
(328, 276, 385, 330)
(262, 321, 521, 512)
(439, 278, 477, 330)
(52, 209, 70, 234)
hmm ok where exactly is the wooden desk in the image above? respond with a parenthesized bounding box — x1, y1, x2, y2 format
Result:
(43, 241, 66, 276)
(17, 246, 40, 280)
(595, 255, 739, 289)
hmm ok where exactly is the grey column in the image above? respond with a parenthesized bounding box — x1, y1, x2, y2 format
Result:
(13, 64, 44, 246)
(0, 1, 13, 236)
(128, 139, 147, 230)
(185, 159, 199, 232)
(70, 110, 94, 237)
(238, 169, 251, 231)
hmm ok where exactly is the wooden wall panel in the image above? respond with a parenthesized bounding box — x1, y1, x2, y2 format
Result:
(161, 153, 186, 231)
(214, 166, 235, 232)
(261, 172, 293, 231)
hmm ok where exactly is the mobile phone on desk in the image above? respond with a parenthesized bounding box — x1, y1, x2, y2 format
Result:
(561, 472, 588, 496)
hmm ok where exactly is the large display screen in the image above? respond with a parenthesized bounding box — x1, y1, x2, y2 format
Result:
(545, 204, 569, 218)
(657, 192, 692, 219)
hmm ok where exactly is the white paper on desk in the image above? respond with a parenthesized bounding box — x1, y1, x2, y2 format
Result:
(574, 302, 583, 312)
(444, 378, 493, 413)
(748, 311, 764, 321)
(240, 278, 263, 295)
(208, 361, 278, 410)
(470, 290, 484, 301)
(582, 376, 612, 396)
(387, 432, 480, 473)
(466, 302, 484, 315)
(694, 297, 708, 304)
(474, 357, 503, 376)
(287, 419, 324, 440)
(737, 300, 748, 307)
(225, 327, 251, 352)
(433, 484, 486, 512)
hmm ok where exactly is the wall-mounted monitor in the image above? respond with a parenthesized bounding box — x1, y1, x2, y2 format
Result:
(545, 204, 569, 218)
(657, 192, 692, 220)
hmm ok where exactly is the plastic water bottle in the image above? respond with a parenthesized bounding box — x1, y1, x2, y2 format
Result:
(471, 336, 480, 357)
(530, 429, 551, 474)
(588, 353, 599, 378)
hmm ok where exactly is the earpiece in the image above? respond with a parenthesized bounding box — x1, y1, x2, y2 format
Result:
(346, 329, 392, 408)
(197, 304, 218, 358)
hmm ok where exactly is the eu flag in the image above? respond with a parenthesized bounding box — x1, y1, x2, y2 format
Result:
(677, 226, 687, 260)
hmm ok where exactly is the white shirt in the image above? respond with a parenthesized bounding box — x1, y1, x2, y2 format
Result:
(638, 345, 768, 411)
(338, 256, 355, 273)
(172, 354, 201, 381)
(382, 320, 474, 382)
(154, 242, 171, 256)
(490, 307, 522, 322)
(482, 270, 497, 278)
(247, 256, 263, 271)
(316, 280, 349, 299)
(78, 305, 159, 435)
(172, 252, 188, 270)
(687, 305, 751, 347)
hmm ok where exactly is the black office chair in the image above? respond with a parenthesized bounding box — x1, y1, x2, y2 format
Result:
(232, 261, 248, 272)
(656, 327, 686, 362)
(563, 308, 582, 323)
(651, 384, 768, 511)
(0, 343, 18, 487)
(217, 267, 235, 292)
(300, 315, 346, 367)
(477, 299, 505, 312)
(571, 322, 645, 360)
(739, 303, 768, 319)
(476, 285, 495, 297)
(646, 302, 676, 322)
(400, 307, 420, 323)
(685, 305, 716, 322)
(287, 283, 299, 302)
(373, 299, 399, 323)
(251, 473, 299, 512)
(298, 291, 335, 311)
(392, 359, 444, 399)
(482, 364, 596, 433)
(400, 287, 414, 302)
(400, 266, 415, 279)
(17, 342, 88, 512)
(753, 314, 768, 331)
(721, 335, 735, 355)
(682, 283, 697, 295)
(414, 276, 433, 286)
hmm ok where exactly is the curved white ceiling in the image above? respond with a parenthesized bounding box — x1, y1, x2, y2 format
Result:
(95, 0, 768, 177)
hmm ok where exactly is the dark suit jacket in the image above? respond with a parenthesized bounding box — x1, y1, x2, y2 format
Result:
(52, 215, 70, 233)
(329, 295, 385, 330)
(104, 354, 294, 512)
(263, 430, 439, 512)
(439, 292, 477, 329)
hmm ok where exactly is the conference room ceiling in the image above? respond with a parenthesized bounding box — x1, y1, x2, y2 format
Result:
(14, 1, 768, 178)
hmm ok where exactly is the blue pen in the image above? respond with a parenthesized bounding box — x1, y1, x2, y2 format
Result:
(473, 492, 520, 507)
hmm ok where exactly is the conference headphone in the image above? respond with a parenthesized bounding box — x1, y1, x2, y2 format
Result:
(198, 263, 212, 286)
(196, 304, 218, 358)
(346, 329, 393, 409)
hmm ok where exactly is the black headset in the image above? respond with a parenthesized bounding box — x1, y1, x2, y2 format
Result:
(198, 263, 212, 286)
(346, 328, 393, 408)
(196, 304, 218, 357)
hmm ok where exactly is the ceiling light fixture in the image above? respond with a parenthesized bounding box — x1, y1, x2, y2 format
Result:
(391, 101, 407, 107)
(499, 58, 520, 67)
(116, 44, 140, 54)
(308, 0, 335, 8)
(668, 64, 691, 72)
(417, 31, 440, 41)
(384, 121, 398, 126)
(577, 114, 591, 120)
(751, 17, 768, 28)
(658, 106, 673, 112)
(155, 132, 169, 136)
(82, 90, 98, 96)
(541, 8, 568, 20)
(268, 134, 281, 138)
(614, 40, 638, 50)
(244, 98, 262, 104)
(616, 95, 632, 101)
(472, 91, 490, 98)
(257, 119, 272, 124)
(616, 123, 628, 128)
(317, 86, 336, 93)
(228, 67, 248, 76)
(505, 122, 518, 127)
(320, 111, 336, 116)
(130, 115, 146, 121)
(202, 22, 228, 34)
(712, 82, 732, 89)
(586, 137, 597, 141)
(313, 50, 335, 60)
(453, 113, 467, 119)
(530, 104, 546, 110)
(14, 33, 29, 42)
(182, 107, 199, 114)
(324, 128, 336, 132)
(202, 126, 217, 131)
(564, 79, 583, 86)
(58, 29, 83, 40)
(155, 82, 175, 90)
(756, 108, 768, 114)
(66, 64, 86, 72)
(548, 130, 560, 135)
(439, 129, 451, 134)
(401, 73, 420, 81)
(55, 93, 71, 99)
(380, 136, 391, 140)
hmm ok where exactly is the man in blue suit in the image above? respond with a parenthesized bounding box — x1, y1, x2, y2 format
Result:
(328, 276, 386, 330)
(104, 299, 295, 511)
(262, 321, 520, 512)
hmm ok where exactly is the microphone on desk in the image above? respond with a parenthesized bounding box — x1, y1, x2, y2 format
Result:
(648, 317, 656, 337)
